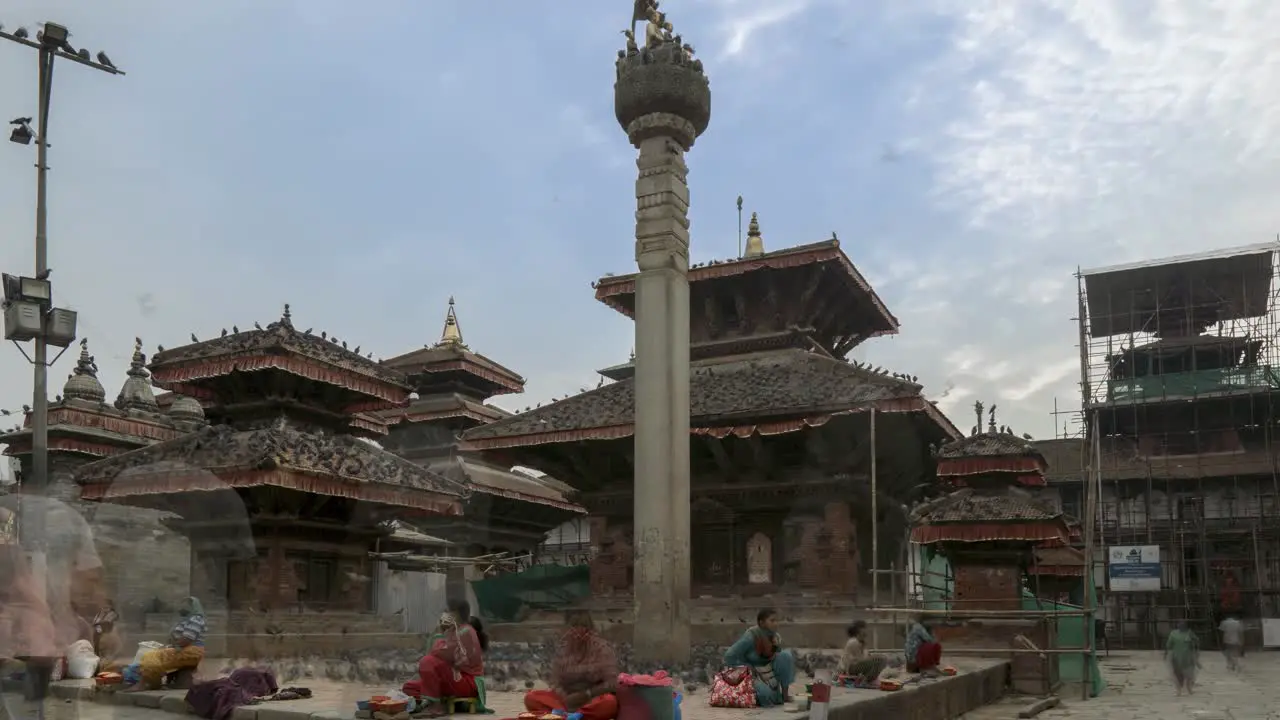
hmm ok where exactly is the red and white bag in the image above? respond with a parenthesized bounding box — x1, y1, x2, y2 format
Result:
(709, 666, 756, 708)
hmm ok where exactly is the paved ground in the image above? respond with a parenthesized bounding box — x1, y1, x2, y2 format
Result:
(963, 650, 1280, 720)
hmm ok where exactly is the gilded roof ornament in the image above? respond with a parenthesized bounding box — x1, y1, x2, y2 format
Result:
(744, 211, 765, 257)
(436, 296, 467, 348)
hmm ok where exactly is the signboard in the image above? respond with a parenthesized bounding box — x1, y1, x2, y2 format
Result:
(1262, 618, 1280, 648)
(1108, 545, 1161, 592)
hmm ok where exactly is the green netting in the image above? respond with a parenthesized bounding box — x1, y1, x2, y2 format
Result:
(469, 564, 591, 622)
(1107, 366, 1280, 402)
(1022, 587, 1106, 697)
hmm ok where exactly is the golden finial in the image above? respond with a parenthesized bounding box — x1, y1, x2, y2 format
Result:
(436, 296, 466, 348)
(744, 211, 765, 257)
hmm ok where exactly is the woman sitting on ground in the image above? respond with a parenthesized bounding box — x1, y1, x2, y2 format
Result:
(124, 596, 207, 691)
(904, 615, 943, 674)
(835, 621, 886, 682)
(403, 600, 488, 716)
(723, 608, 796, 707)
(525, 610, 619, 720)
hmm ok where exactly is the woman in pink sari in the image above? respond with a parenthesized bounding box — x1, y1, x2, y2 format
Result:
(403, 600, 488, 717)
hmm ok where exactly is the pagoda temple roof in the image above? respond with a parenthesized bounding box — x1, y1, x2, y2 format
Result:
(934, 403, 1048, 485)
(1, 339, 201, 460)
(376, 392, 512, 426)
(935, 430, 1044, 460)
(451, 457, 583, 513)
(148, 305, 410, 410)
(1029, 546, 1086, 576)
(382, 297, 525, 398)
(593, 239, 898, 338)
(909, 488, 1069, 544)
(76, 419, 467, 515)
(462, 347, 960, 450)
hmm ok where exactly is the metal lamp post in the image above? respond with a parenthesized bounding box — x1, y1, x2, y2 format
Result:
(0, 21, 123, 701)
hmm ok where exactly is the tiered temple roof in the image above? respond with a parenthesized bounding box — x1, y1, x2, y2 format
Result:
(378, 299, 583, 543)
(74, 305, 467, 516)
(1, 339, 202, 463)
(911, 402, 1067, 546)
(466, 350, 952, 450)
(465, 232, 958, 460)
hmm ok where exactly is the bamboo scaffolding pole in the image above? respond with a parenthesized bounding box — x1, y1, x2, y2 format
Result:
(867, 647, 1090, 655)
(870, 407, 879, 652)
(865, 607, 1090, 617)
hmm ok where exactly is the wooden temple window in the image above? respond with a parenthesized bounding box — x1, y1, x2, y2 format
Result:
(291, 552, 338, 605)
(717, 294, 741, 332)
(747, 532, 772, 584)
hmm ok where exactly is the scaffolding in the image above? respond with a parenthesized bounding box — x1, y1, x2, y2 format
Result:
(868, 548, 1102, 699)
(1075, 241, 1280, 649)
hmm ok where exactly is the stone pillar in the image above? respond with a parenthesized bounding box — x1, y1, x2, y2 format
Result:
(614, 19, 710, 663)
(631, 133, 692, 662)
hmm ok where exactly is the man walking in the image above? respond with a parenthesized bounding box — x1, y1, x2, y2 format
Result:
(1218, 614, 1244, 671)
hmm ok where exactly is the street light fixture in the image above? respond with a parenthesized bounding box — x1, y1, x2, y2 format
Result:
(9, 117, 33, 145)
(38, 21, 68, 50)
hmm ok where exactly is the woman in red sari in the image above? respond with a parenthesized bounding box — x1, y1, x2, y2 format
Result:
(403, 600, 488, 716)
(525, 610, 619, 720)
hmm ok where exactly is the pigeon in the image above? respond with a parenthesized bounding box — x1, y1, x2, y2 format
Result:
(232, 325, 240, 333)
(96, 51, 114, 69)
(221, 328, 228, 337)
(190, 333, 199, 342)
(254, 321, 263, 330)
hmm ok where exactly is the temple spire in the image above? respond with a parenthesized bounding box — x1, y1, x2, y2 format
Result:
(116, 337, 159, 412)
(63, 338, 105, 403)
(436, 296, 466, 348)
(744, 212, 765, 257)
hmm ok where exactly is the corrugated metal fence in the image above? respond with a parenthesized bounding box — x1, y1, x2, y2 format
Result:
(374, 561, 448, 634)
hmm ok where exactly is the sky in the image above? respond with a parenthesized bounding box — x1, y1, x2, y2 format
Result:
(0, 0, 1278, 442)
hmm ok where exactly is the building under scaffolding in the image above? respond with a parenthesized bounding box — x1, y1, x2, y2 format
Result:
(1068, 241, 1280, 648)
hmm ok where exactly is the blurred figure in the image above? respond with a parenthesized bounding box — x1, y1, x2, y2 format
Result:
(1218, 614, 1243, 672)
(0, 493, 103, 702)
(525, 609, 619, 720)
(0, 505, 58, 712)
(1165, 620, 1200, 696)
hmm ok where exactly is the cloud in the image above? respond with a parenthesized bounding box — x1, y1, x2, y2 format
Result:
(840, 0, 1280, 440)
(714, 0, 811, 60)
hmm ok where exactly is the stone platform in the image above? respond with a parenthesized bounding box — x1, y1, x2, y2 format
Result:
(6, 658, 1009, 720)
(137, 612, 420, 658)
(491, 597, 900, 649)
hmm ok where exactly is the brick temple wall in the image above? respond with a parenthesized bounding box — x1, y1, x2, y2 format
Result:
(952, 563, 1021, 611)
(589, 499, 860, 596)
(792, 500, 858, 594)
